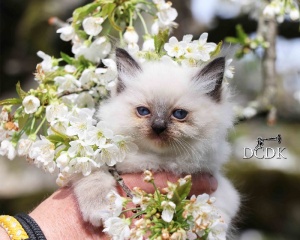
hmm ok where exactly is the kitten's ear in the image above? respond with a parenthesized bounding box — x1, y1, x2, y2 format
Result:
(115, 48, 142, 93)
(194, 57, 225, 102)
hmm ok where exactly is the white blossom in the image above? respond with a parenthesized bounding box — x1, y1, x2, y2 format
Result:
(46, 103, 69, 123)
(187, 230, 198, 240)
(57, 25, 75, 41)
(0, 126, 8, 141)
(75, 92, 95, 109)
(48, 119, 69, 135)
(17, 139, 34, 156)
(0, 110, 9, 122)
(37, 51, 55, 72)
(102, 190, 124, 219)
(123, 27, 139, 44)
(151, 0, 178, 34)
(155, 1, 178, 27)
(29, 137, 56, 172)
(94, 144, 120, 166)
(64, 65, 77, 73)
(0, 139, 17, 160)
(56, 152, 70, 170)
(207, 221, 228, 240)
(74, 37, 112, 63)
(151, 19, 160, 35)
(68, 107, 95, 120)
(189, 194, 212, 216)
(193, 33, 217, 62)
(22, 95, 40, 114)
(129, 227, 144, 240)
(113, 135, 138, 157)
(95, 59, 118, 89)
(66, 116, 91, 139)
(161, 201, 176, 222)
(164, 36, 186, 58)
(103, 217, 131, 240)
(170, 229, 187, 240)
(160, 55, 178, 65)
(184, 45, 198, 59)
(56, 172, 71, 187)
(263, 1, 282, 19)
(181, 58, 197, 67)
(182, 34, 193, 43)
(54, 74, 81, 93)
(79, 69, 98, 87)
(70, 156, 97, 176)
(67, 140, 94, 158)
(142, 38, 155, 51)
(82, 17, 104, 36)
(126, 43, 140, 55)
(85, 121, 113, 146)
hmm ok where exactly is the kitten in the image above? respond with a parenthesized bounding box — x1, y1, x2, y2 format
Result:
(73, 48, 240, 229)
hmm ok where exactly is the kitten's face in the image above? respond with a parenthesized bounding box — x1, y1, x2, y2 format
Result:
(98, 49, 233, 154)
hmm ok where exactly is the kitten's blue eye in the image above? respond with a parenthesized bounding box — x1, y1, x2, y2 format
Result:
(172, 109, 188, 120)
(137, 106, 151, 116)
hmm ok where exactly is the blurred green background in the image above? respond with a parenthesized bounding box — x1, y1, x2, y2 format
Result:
(0, 0, 300, 239)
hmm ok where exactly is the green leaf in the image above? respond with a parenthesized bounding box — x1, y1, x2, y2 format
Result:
(101, 3, 116, 18)
(49, 127, 73, 145)
(18, 114, 29, 129)
(46, 134, 65, 144)
(0, 98, 22, 106)
(154, 29, 169, 54)
(170, 178, 192, 206)
(225, 37, 240, 44)
(16, 82, 27, 100)
(236, 24, 247, 42)
(60, 52, 74, 64)
(108, 7, 122, 32)
(73, 2, 99, 23)
(210, 41, 223, 58)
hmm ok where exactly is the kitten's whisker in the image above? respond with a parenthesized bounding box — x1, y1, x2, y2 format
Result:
(169, 140, 179, 155)
(172, 138, 194, 163)
(179, 137, 212, 172)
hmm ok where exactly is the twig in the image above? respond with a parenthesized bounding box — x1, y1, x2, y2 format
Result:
(235, 15, 278, 124)
(108, 165, 133, 198)
(57, 88, 90, 98)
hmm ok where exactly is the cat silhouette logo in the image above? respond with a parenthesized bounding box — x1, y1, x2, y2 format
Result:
(243, 134, 287, 159)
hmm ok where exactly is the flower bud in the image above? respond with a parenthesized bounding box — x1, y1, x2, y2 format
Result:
(162, 229, 170, 239)
(143, 170, 154, 182)
(123, 27, 139, 44)
(22, 95, 41, 114)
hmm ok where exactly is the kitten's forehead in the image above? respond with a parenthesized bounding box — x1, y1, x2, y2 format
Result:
(130, 62, 196, 98)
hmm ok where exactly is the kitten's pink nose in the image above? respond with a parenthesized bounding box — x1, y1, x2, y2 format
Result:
(151, 119, 167, 135)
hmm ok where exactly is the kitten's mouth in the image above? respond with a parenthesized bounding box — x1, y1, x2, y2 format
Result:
(148, 133, 170, 147)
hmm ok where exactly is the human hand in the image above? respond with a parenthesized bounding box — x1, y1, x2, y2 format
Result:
(26, 172, 217, 240)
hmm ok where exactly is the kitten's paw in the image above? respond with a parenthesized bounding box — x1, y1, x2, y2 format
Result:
(72, 171, 117, 227)
(81, 209, 103, 227)
(81, 204, 111, 227)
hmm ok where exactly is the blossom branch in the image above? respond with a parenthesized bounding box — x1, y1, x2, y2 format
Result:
(56, 88, 91, 98)
(108, 165, 133, 198)
(235, 15, 278, 124)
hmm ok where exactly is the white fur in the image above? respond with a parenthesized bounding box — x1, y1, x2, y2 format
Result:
(74, 59, 240, 229)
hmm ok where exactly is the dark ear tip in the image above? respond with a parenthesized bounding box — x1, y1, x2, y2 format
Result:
(116, 48, 129, 58)
(212, 57, 225, 66)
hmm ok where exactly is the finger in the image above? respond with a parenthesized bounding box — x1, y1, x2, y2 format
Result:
(121, 172, 218, 195)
